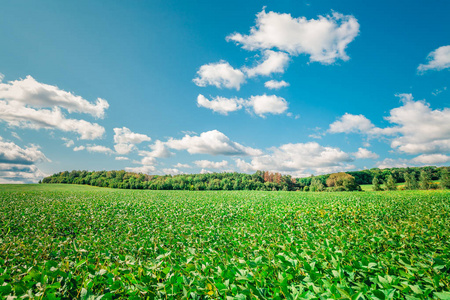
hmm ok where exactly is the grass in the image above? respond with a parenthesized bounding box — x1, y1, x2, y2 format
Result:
(1, 185, 450, 299)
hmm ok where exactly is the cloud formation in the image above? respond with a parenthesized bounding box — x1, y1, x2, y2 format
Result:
(227, 9, 359, 64)
(329, 94, 450, 156)
(236, 142, 353, 175)
(243, 50, 290, 77)
(418, 45, 450, 72)
(0, 75, 107, 139)
(193, 60, 245, 90)
(353, 147, 379, 159)
(197, 94, 288, 117)
(113, 127, 152, 155)
(264, 80, 289, 89)
(0, 136, 48, 183)
(194, 160, 228, 169)
(166, 130, 262, 156)
(0, 137, 48, 165)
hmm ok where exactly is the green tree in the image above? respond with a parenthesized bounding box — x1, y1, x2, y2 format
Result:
(310, 177, 324, 192)
(440, 168, 450, 189)
(419, 170, 431, 190)
(386, 174, 397, 191)
(410, 172, 419, 190)
(403, 173, 413, 190)
(372, 175, 382, 191)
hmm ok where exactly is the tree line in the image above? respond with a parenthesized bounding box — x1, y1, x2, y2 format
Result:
(41, 166, 450, 191)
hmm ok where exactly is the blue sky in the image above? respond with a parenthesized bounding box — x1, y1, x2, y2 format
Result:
(1, 0, 450, 183)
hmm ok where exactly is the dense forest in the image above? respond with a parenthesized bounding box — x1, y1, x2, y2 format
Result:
(41, 166, 450, 191)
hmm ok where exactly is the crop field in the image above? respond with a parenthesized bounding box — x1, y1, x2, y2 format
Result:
(1, 185, 450, 299)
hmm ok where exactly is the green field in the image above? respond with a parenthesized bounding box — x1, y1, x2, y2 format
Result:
(1, 185, 450, 299)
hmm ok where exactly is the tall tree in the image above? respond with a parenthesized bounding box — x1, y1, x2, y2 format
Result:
(386, 174, 397, 190)
(372, 175, 382, 191)
(403, 173, 412, 190)
(419, 170, 431, 190)
(440, 168, 450, 189)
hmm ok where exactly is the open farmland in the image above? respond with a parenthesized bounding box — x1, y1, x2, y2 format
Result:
(1, 185, 450, 299)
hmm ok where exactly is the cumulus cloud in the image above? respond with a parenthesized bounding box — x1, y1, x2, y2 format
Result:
(193, 60, 245, 90)
(386, 94, 450, 154)
(73, 146, 85, 151)
(0, 137, 48, 165)
(411, 154, 450, 165)
(113, 127, 151, 155)
(166, 130, 262, 156)
(243, 50, 290, 77)
(197, 94, 244, 115)
(264, 80, 289, 89)
(147, 140, 173, 158)
(174, 163, 191, 168)
(353, 147, 379, 159)
(0, 137, 48, 183)
(115, 156, 129, 161)
(194, 160, 228, 169)
(0, 75, 107, 139)
(329, 94, 450, 157)
(0, 163, 46, 184)
(328, 113, 378, 134)
(0, 75, 109, 118)
(227, 9, 359, 64)
(197, 94, 288, 117)
(236, 142, 353, 175)
(418, 45, 450, 73)
(162, 168, 183, 175)
(376, 158, 409, 169)
(125, 165, 156, 174)
(248, 94, 288, 117)
(86, 145, 114, 154)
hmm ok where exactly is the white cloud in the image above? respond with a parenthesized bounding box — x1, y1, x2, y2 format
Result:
(387, 94, 450, 154)
(166, 130, 262, 156)
(61, 138, 74, 148)
(198, 94, 288, 117)
(86, 145, 114, 154)
(113, 127, 151, 144)
(0, 163, 46, 184)
(248, 94, 288, 117)
(0, 101, 106, 140)
(125, 165, 156, 174)
(193, 60, 245, 90)
(113, 127, 151, 155)
(174, 163, 191, 168)
(0, 75, 109, 118)
(0, 73, 4, 82)
(194, 160, 228, 169)
(148, 140, 173, 158)
(162, 168, 183, 175)
(197, 94, 244, 115)
(353, 147, 379, 159)
(328, 113, 378, 134)
(418, 45, 450, 72)
(236, 142, 353, 175)
(376, 158, 409, 169)
(114, 143, 135, 155)
(330, 94, 450, 156)
(73, 146, 85, 151)
(115, 156, 129, 161)
(200, 169, 212, 174)
(264, 80, 290, 89)
(243, 50, 290, 77)
(227, 9, 359, 64)
(411, 154, 450, 165)
(0, 137, 48, 165)
(0, 137, 48, 183)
